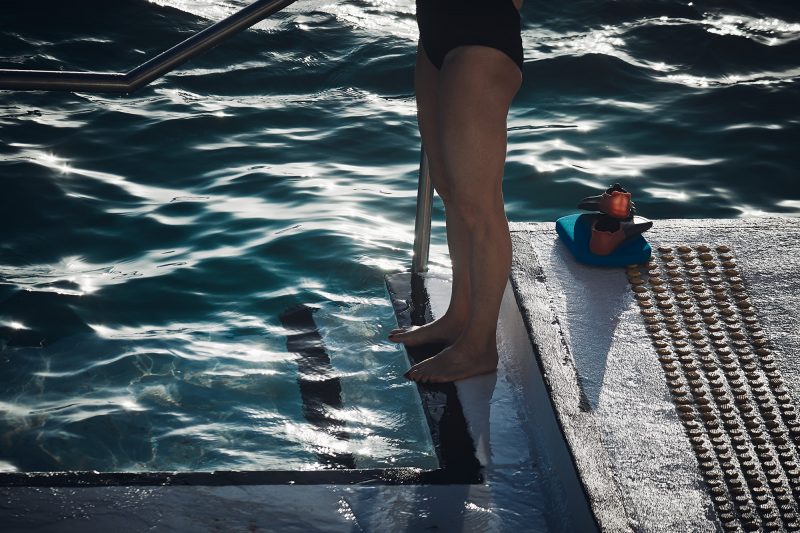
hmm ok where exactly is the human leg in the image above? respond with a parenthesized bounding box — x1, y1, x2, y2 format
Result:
(388, 42, 472, 347)
(405, 45, 521, 383)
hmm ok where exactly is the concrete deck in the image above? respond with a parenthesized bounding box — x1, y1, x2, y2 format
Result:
(509, 218, 800, 532)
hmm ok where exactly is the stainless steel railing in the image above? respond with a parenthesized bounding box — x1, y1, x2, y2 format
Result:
(411, 148, 433, 273)
(0, 0, 296, 93)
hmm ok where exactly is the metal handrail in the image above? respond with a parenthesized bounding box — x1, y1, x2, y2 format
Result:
(0, 0, 296, 93)
(412, 148, 433, 273)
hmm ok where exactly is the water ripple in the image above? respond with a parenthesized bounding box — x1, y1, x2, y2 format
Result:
(1, 0, 798, 473)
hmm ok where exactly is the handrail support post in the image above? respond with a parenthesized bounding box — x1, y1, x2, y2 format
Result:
(411, 147, 433, 274)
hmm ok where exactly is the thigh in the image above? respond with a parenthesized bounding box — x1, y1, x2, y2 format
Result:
(436, 45, 522, 205)
(415, 42, 452, 201)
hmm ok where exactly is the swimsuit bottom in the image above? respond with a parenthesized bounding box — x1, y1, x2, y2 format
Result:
(415, 0, 524, 73)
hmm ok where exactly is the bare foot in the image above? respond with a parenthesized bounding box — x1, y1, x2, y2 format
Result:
(403, 340, 498, 383)
(388, 316, 464, 347)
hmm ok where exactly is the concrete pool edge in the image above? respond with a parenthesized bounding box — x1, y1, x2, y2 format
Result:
(509, 217, 800, 532)
(509, 225, 631, 532)
(0, 467, 477, 488)
(388, 271, 600, 533)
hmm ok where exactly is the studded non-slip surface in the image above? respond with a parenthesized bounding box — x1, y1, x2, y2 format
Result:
(630, 244, 800, 532)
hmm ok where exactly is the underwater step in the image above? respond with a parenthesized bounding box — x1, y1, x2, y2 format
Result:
(509, 217, 800, 533)
(280, 305, 356, 469)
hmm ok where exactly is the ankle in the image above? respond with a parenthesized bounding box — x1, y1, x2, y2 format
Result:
(454, 333, 497, 354)
(439, 307, 469, 326)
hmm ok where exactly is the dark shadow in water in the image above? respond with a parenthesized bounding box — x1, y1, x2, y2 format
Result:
(280, 304, 356, 469)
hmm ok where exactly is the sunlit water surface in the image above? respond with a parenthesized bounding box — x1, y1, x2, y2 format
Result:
(0, 0, 798, 487)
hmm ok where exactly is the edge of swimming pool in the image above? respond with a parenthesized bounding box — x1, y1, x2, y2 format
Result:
(0, 266, 599, 531)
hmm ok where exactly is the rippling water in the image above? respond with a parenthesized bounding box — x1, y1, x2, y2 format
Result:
(1, 0, 798, 473)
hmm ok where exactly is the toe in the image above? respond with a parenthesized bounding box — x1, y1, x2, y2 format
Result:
(411, 367, 433, 383)
(409, 371, 426, 383)
(405, 362, 427, 381)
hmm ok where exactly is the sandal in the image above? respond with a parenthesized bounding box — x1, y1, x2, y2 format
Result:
(589, 214, 653, 256)
(578, 183, 635, 219)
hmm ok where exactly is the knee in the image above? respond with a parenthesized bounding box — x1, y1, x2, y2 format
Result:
(427, 160, 452, 204)
(448, 190, 504, 228)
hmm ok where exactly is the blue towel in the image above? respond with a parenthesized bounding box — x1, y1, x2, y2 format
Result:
(555, 213, 651, 267)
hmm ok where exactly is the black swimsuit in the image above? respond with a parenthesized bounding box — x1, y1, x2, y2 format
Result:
(415, 0, 524, 73)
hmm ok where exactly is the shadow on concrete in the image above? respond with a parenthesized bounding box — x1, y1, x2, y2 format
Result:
(549, 241, 630, 410)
